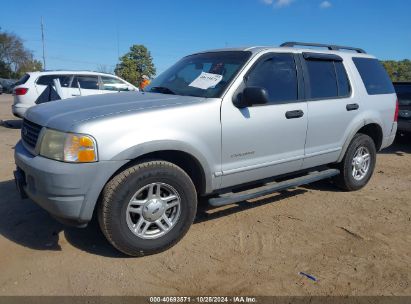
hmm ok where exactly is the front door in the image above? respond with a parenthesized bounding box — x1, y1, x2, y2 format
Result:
(220, 53, 308, 188)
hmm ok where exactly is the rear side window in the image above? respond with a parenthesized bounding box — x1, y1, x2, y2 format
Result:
(71, 75, 99, 90)
(14, 74, 30, 86)
(304, 59, 351, 99)
(353, 58, 395, 95)
(305, 60, 338, 98)
(37, 75, 71, 87)
(246, 53, 298, 104)
(335, 62, 350, 97)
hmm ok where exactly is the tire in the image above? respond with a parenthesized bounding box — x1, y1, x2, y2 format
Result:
(333, 133, 376, 191)
(98, 160, 197, 256)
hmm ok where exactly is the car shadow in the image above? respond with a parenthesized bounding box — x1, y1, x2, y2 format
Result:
(0, 179, 306, 258)
(0, 119, 22, 129)
(379, 134, 411, 155)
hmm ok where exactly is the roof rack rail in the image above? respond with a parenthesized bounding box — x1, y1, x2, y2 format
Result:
(280, 42, 366, 54)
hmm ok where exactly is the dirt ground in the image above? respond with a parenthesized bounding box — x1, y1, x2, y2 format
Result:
(0, 94, 410, 296)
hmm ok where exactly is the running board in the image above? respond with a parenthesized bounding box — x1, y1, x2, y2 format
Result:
(208, 168, 340, 207)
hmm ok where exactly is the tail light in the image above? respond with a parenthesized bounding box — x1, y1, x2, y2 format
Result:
(15, 88, 28, 95)
(394, 98, 399, 122)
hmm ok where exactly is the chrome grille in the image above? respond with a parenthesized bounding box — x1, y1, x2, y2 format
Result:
(21, 119, 42, 149)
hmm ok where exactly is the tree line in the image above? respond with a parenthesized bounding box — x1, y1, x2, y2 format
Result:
(0, 30, 42, 79)
(381, 60, 411, 82)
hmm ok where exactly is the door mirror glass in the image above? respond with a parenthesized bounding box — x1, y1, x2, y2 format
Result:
(233, 87, 269, 108)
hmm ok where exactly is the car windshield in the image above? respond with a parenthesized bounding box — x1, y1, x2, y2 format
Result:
(146, 51, 251, 98)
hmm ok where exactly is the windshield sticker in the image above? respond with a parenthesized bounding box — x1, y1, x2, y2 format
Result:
(189, 71, 223, 90)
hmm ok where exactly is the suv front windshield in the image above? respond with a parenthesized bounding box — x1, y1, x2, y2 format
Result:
(146, 51, 251, 98)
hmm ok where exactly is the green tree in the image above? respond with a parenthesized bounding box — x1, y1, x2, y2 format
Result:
(115, 45, 156, 86)
(0, 30, 42, 78)
(382, 59, 411, 82)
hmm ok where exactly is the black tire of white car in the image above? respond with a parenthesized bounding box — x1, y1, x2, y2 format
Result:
(98, 160, 197, 256)
(334, 133, 376, 191)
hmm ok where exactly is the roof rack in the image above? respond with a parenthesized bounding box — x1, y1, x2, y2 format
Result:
(280, 42, 366, 54)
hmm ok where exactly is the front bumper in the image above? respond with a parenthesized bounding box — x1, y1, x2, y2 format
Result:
(14, 141, 127, 226)
(397, 120, 411, 133)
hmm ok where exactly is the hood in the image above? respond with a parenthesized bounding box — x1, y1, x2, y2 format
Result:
(25, 91, 205, 131)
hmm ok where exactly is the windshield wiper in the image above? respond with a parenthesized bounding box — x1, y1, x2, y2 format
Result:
(149, 86, 176, 95)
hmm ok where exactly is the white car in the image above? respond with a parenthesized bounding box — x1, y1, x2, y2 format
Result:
(12, 71, 138, 118)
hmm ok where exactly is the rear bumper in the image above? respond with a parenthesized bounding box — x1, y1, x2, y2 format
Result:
(397, 120, 411, 133)
(12, 104, 30, 118)
(380, 122, 397, 150)
(14, 141, 127, 225)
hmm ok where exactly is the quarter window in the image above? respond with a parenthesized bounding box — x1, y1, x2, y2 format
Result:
(353, 58, 395, 95)
(246, 53, 298, 104)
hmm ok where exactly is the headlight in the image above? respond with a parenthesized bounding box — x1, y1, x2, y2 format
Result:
(39, 129, 98, 163)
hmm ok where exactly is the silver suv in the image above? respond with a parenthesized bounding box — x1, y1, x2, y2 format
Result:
(14, 42, 398, 256)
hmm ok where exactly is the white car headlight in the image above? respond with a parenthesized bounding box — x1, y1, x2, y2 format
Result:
(39, 129, 98, 163)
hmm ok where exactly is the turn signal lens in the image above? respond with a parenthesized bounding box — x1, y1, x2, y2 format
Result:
(64, 134, 97, 162)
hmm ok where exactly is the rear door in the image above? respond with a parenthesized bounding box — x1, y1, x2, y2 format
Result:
(71, 75, 101, 96)
(35, 74, 72, 98)
(300, 53, 356, 169)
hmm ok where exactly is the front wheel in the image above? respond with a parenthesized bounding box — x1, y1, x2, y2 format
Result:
(333, 133, 376, 191)
(98, 161, 197, 256)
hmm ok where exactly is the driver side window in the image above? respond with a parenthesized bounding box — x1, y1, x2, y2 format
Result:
(246, 53, 298, 104)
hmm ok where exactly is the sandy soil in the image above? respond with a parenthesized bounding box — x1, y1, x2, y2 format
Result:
(0, 94, 410, 296)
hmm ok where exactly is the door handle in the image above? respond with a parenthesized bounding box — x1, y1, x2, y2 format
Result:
(285, 110, 304, 119)
(71, 94, 80, 96)
(346, 103, 359, 111)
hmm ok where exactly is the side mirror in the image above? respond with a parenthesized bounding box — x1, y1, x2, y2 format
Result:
(233, 87, 269, 108)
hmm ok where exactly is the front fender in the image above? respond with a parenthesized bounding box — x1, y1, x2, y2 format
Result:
(111, 140, 217, 193)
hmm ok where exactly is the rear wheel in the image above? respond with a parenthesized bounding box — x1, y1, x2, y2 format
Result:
(98, 160, 197, 256)
(334, 133, 376, 191)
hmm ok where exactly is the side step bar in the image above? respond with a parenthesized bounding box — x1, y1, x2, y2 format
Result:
(208, 168, 340, 207)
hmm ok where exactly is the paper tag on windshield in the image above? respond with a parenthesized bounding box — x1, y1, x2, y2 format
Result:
(189, 72, 223, 90)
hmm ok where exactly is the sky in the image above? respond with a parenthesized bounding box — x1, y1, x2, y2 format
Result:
(1, 0, 410, 75)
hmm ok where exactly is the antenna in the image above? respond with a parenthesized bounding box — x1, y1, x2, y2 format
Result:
(41, 17, 46, 70)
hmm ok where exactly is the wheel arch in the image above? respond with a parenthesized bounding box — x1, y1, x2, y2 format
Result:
(337, 122, 383, 162)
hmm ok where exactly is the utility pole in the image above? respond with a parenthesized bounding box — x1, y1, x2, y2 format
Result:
(41, 17, 46, 70)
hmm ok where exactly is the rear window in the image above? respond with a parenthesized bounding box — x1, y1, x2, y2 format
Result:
(14, 74, 30, 86)
(352, 58, 395, 95)
(394, 84, 411, 106)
